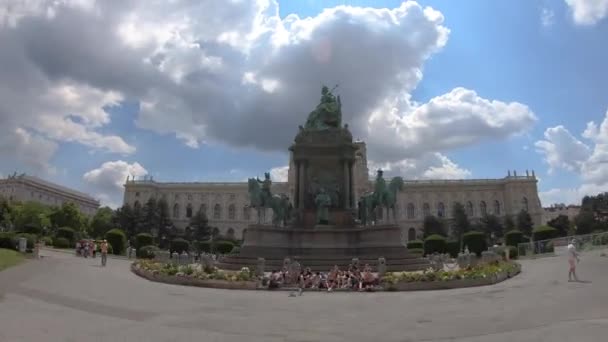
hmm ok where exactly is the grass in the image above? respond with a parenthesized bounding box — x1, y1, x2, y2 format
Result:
(0, 248, 25, 272)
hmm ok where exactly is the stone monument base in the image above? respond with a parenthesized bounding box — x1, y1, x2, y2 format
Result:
(217, 224, 429, 272)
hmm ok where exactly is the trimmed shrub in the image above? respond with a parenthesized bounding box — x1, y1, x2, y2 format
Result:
(135, 233, 154, 248)
(406, 240, 424, 250)
(505, 230, 524, 247)
(137, 245, 159, 259)
(105, 229, 127, 255)
(446, 240, 460, 258)
(53, 237, 71, 249)
(57, 227, 76, 243)
(214, 240, 235, 254)
(170, 238, 190, 254)
(16, 233, 37, 249)
(195, 240, 212, 253)
(462, 231, 487, 256)
(0, 232, 16, 250)
(408, 248, 424, 255)
(424, 234, 447, 255)
(532, 226, 558, 241)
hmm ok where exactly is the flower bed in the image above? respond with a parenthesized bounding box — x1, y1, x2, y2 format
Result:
(382, 261, 520, 291)
(131, 260, 258, 290)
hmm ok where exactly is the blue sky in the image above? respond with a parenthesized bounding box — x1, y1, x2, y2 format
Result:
(0, 0, 607, 207)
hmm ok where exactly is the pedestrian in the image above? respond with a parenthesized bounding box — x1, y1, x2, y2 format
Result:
(100, 240, 108, 267)
(567, 239, 580, 282)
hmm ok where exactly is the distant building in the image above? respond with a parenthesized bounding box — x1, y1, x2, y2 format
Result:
(0, 173, 99, 216)
(123, 142, 543, 241)
(541, 204, 581, 225)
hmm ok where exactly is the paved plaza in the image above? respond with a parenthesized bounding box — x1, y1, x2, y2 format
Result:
(1, 250, 607, 342)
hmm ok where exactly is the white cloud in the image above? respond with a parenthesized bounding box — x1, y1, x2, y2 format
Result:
(368, 153, 471, 180)
(535, 109, 608, 205)
(83, 160, 147, 208)
(565, 0, 608, 25)
(541, 8, 555, 27)
(269, 165, 289, 182)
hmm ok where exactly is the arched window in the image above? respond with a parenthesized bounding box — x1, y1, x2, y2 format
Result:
(466, 201, 474, 217)
(480, 201, 487, 216)
(226, 228, 235, 240)
(408, 227, 416, 241)
(407, 203, 415, 219)
(199, 204, 207, 216)
(243, 206, 251, 221)
(437, 202, 445, 218)
(213, 204, 221, 219)
(173, 203, 179, 218)
(228, 204, 236, 220)
(186, 203, 193, 218)
(423, 203, 431, 217)
(522, 197, 529, 212)
(494, 200, 501, 215)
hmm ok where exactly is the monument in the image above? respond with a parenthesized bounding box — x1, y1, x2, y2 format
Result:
(218, 86, 429, 272)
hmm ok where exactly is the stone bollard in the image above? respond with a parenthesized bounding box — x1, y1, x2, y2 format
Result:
(256, 257, 266, 277)
(171, 251, 179, 264)
(157, 250, 170, 263)
(18, 237, 27, 253)
(180, 251, 189, 265)
(457, 252, 471, 269)
(481, 251, 495, 264)
(377, 257, 387, 277)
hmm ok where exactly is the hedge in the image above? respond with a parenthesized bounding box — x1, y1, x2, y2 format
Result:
(462, 231, 487, 256)
(532, 226, 558, 242)
(137, 245, 159, 259)
(214, 240, 235, 254)
(0, 232, 16, 250)
(135, 233, 154, 248)
(170, 238, 190, 254)
(57, 227, 76, 243)
(446, 240, 460, 258)
(53, 237, 71, 249)
(195, 240, 212, 253)
(505, 230, 524, 247)
(105, 229, 127, 255)
(406, 240, 423, 250)
(424, 234, 447, 255)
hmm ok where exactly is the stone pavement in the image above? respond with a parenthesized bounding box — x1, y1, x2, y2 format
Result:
(0, 249, 607, 342)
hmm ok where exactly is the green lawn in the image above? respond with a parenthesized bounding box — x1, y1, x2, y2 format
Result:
(0, 248, 25, 272)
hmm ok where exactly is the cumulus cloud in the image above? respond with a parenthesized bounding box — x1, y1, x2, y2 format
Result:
(1, 0, 537, 181)
(368, 153, 471, 180)
(536, 109, 608, 205)
(83, 160, 147, 208)
(269, 165, 289, 182)
(565, 0, 608, 25)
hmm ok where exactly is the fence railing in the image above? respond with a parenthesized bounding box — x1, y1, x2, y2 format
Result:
(517, 231, 608, 258)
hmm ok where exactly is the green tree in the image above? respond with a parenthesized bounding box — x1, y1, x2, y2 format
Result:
(547, 214, 571, 237)
(12, 202, 52, 232)
(50, 202, 85, 232)
(503, 215, 515, 235)
(516, 210, 533, 236)
(423, 215, 445, 238)
(190, 209, 211, 242)
(140, 198, 159, 235)
(0, 196, 13, 230)
(481, 214, 504, 243)
(90, 207, 114, 239)
(450, 203, 469, 242)
(114, 204, 137, 239)
(573, 211, 601, 235)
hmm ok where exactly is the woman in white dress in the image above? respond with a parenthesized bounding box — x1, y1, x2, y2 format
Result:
(567, 239, 580, 282)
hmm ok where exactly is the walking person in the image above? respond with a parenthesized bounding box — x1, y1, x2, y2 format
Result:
(100, 240, 109, 267)
(567, 239, 580, 282)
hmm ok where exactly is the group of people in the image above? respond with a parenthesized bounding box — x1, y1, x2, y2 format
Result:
(268, 263, 379, 292)
(75, 239, 109, 267)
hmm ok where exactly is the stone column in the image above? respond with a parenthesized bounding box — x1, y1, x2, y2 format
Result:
(298, 161, 306, 210)
(343, 160, 350, 209)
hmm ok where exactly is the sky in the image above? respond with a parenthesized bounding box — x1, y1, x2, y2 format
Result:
(0, 0, 607, 208)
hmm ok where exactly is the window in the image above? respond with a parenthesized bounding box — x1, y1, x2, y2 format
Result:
(522, 197, 529, 212)
(408, 227, 416, 241)
(228, 204, 236, 220)
(466, 201, 474, 217)
(213, 204, 221, 220)
(480, 201, 487, 216)
(199, 204, 207, 216)
(407, 203, 415, 219)
(423, 203, 430, 217)
(437, 202, 445, 218)
(243, 206, 251, 221)
(173, 203, 180, 218)
(494, 200, 501, 215)
(226, 228, 235, 240)
(186, 203, 193, 218)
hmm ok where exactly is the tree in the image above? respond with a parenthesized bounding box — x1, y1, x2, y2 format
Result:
(423, 215, 445, 238)
(90, 207, 114, 239)
(12, 202, 52, 232)
(140, 198, 159, 235)
(573, 211, 601, 235)
(516, 210, 533, 236)
(50, 202, 85, 232)
(190, 208, 211, 242)
(503, 216, 515, 235)
(547, 214, 571, 237)
(481, 214, 504, 243)
(114, 204, 137, 239)
(156, 198, 172, 242)
(0, 196, 13, 230)
(450, 203, 469, 242)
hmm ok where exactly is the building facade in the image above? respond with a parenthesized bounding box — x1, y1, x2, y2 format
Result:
(541, 204, 580, 225)
(0, 173, 100, 216)
(123, 142, 542, 241)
